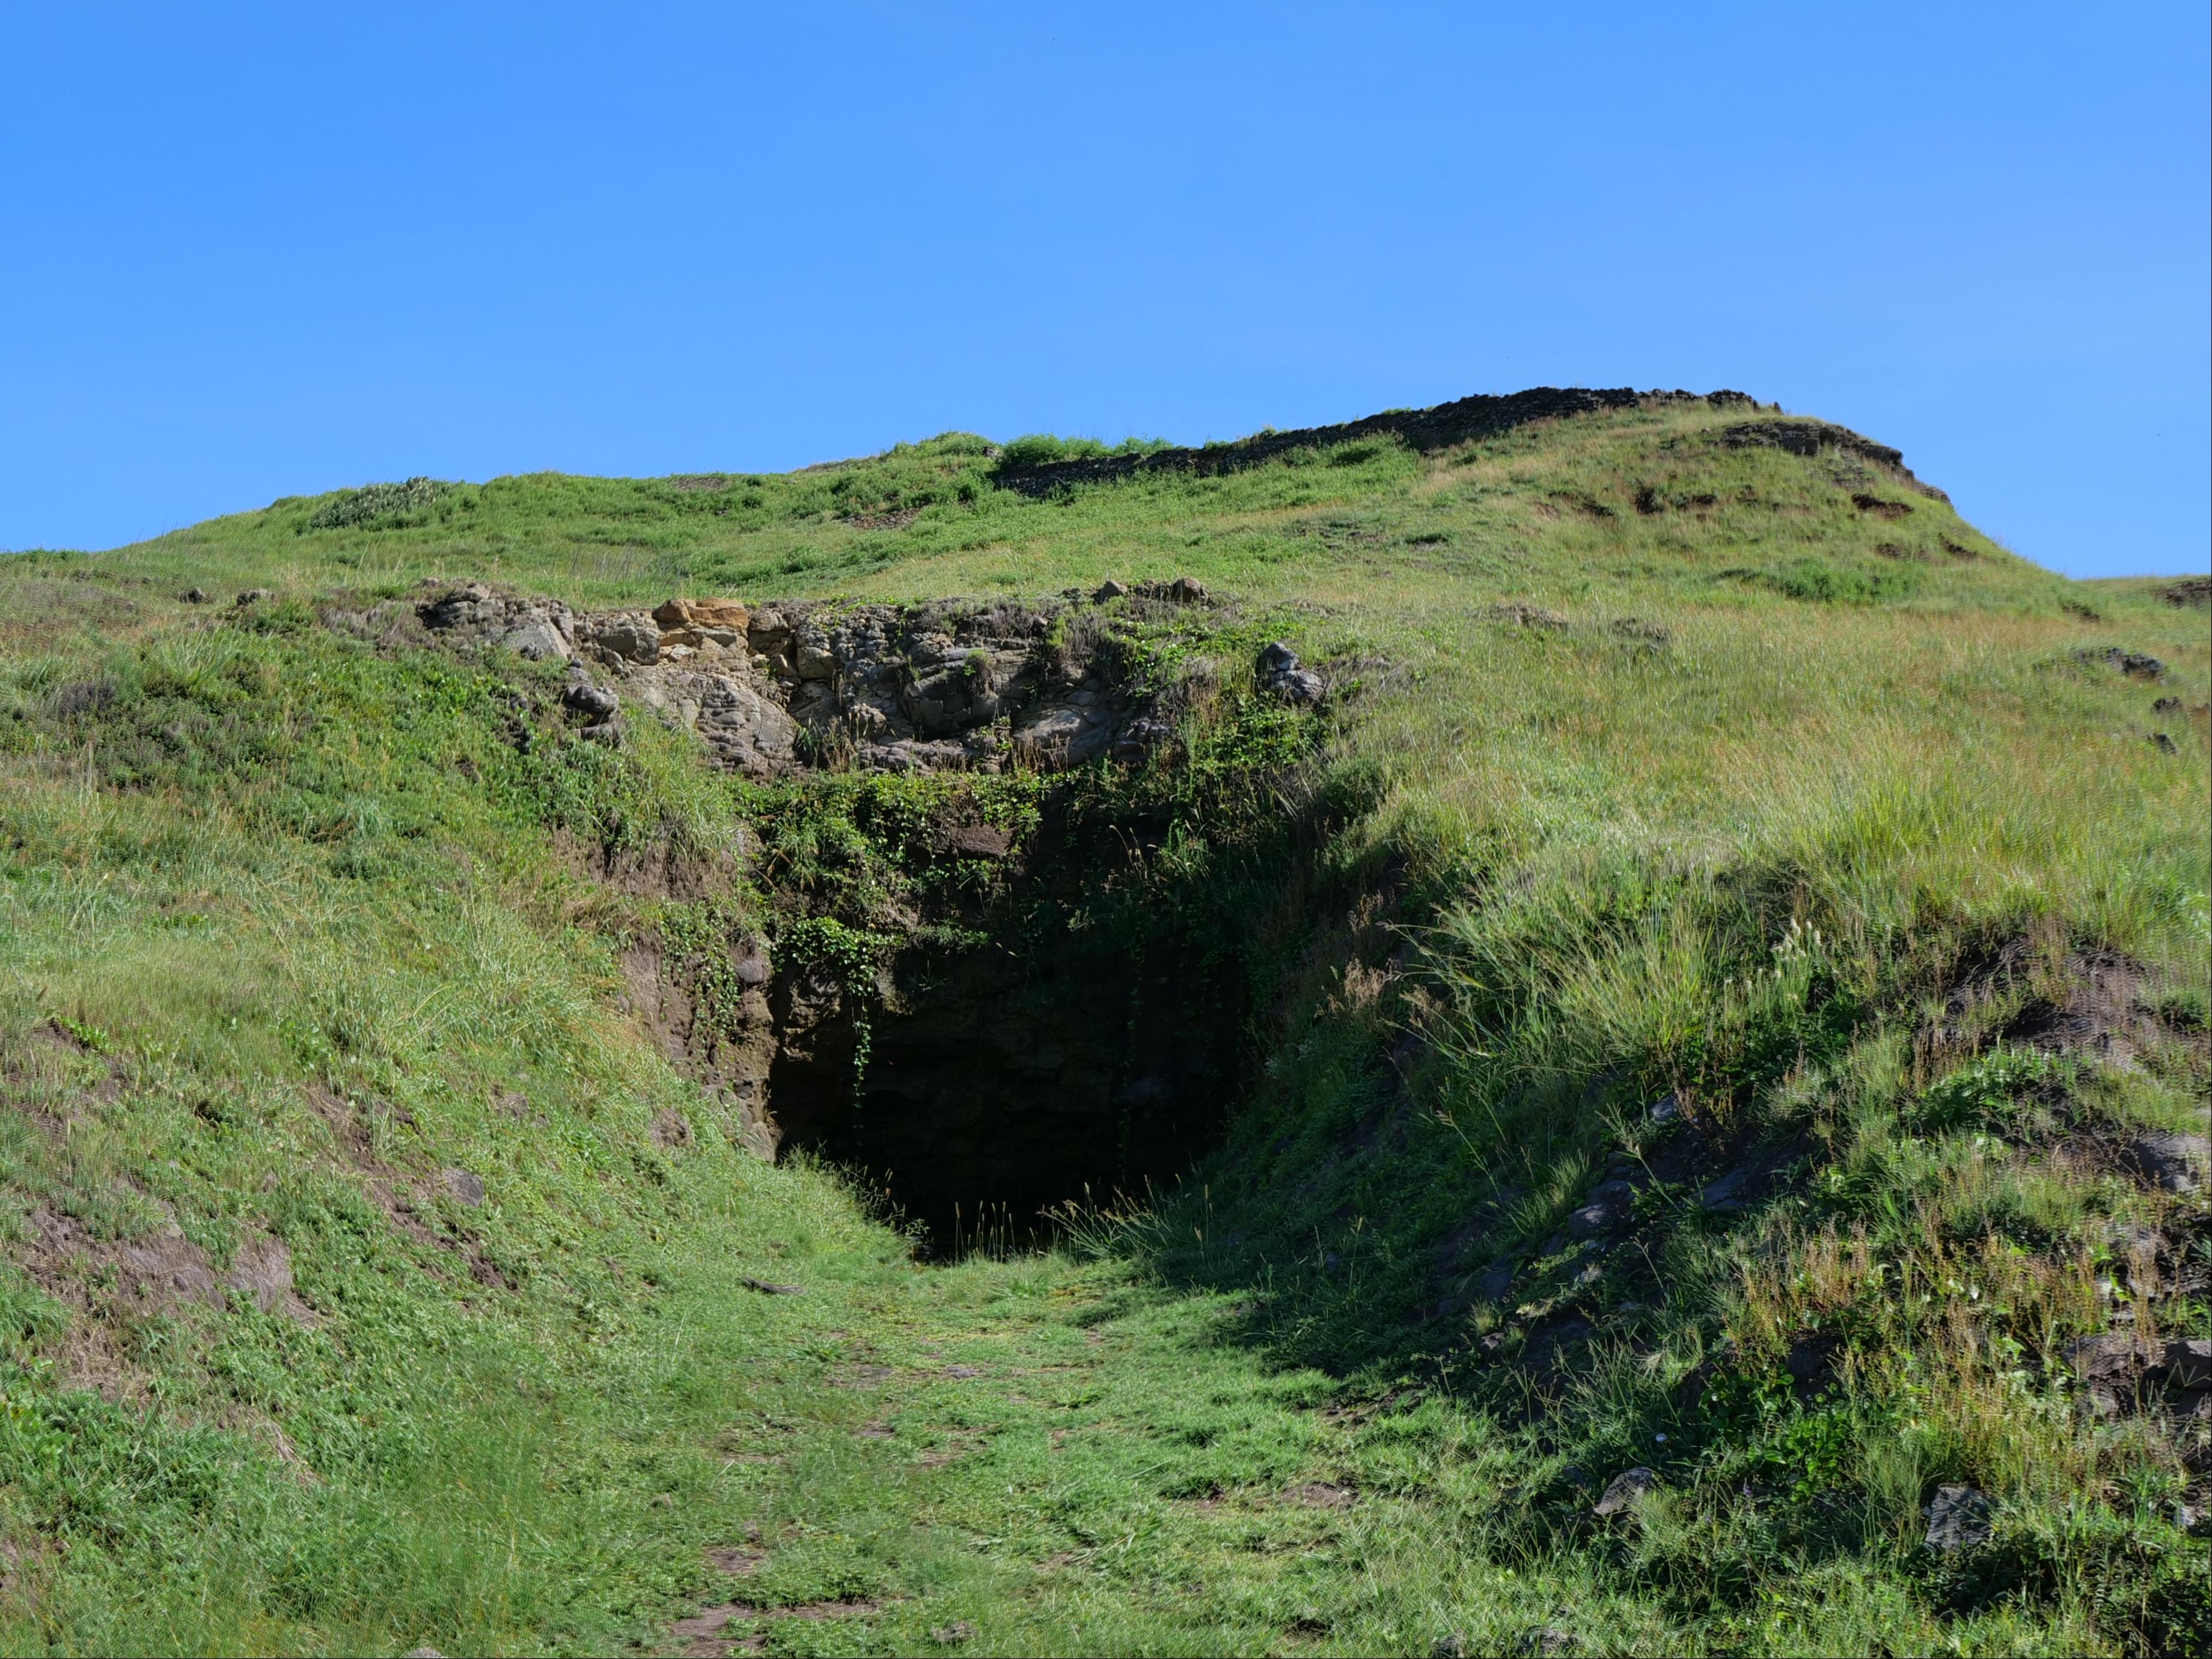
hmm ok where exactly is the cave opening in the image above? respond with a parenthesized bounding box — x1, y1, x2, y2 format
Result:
(765, 929, 1247, 1248)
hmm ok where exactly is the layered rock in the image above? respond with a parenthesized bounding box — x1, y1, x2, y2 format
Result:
(410, 581, 1254, 780)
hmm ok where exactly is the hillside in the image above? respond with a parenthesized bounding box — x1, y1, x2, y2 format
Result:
(1, 390, 2207, 1656)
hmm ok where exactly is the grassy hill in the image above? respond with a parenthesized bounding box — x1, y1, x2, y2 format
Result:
(1, 391, 2206, 1655)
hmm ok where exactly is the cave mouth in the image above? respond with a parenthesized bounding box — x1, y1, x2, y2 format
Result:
(766, 931, 1245, 1249)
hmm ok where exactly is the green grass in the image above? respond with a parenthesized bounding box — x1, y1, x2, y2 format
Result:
(0, 396, 2205, 1654)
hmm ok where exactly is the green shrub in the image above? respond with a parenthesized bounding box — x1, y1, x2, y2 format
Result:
(308, 477, 450, 530)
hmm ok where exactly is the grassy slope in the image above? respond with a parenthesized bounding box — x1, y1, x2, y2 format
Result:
(0, 400, 2205, 1655)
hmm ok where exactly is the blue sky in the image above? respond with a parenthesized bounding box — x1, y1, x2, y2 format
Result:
(3, 3, 2205, 576)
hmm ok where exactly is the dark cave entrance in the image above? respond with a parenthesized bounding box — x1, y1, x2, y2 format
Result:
(765, 932, 1246, 1247)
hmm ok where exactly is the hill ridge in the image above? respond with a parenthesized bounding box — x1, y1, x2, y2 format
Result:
(997, 384, 1789, 494)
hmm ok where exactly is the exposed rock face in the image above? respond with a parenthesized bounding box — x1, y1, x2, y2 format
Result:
(2122, 1132, 2209, 1194)
(390, 579, 1332, 1236)
(416, 583, 577, 661)
(397, 579, 1264, 781)
(625, 665, 798, 777)
(2062, 1332, 2212, 1418)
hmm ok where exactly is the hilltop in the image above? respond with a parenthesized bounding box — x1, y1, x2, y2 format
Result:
(1, 390, 2207, 1655)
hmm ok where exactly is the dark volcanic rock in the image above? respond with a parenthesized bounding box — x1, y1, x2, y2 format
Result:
(1924, 1485, 1993, 1553)
(2121, 1132, 2208, 1193)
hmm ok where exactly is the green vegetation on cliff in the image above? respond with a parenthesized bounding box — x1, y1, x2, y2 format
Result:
(1, 394, 2205, 1655)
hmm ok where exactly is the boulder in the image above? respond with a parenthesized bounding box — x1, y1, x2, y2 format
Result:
(1113, 716, 1175, 764)
(499, 617, 570, 661)
(948, 823, 1013, 859)
(581, 614, 661, 665)
(1592, 1466, 1658, 1518)
(2165, 1339, 2212, 1390)
(1699, 1167, 1751, 1212)
(747, 608, 794, 653)
(690, 675, 799, 776)
(2121, 1132, 2208, 1194)
(903, 665, 990, 737)
(562, 680, 620, 725)
(1014, 703, 1115, 769)
(417, 584, 492, 630)
(654, 596, 751, 633)
(2064, 1333, 2162, 1414)
(1565, 1202, 1618, 1240)
(1923, 1485, 1992, 1553)
(1259, 640, 1324, 704)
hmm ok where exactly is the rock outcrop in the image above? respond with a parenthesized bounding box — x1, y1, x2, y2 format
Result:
(406, 581, 1262, 780)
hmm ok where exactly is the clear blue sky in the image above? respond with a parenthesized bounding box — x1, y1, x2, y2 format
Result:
(4, 3, 2205, 576)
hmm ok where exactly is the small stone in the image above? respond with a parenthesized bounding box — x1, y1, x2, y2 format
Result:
(235, 588, 273, 606)
(1593, 1465, 1658, 1518)
(1268, 667, 1324, 705)
(2154, 695, 2182, 713)
(182, 587, 209, 603)
(1923, 1484, 1993, 1553)
(1260, 640, 1300, 674)
(930, 1623, 976, 1646)
(1093, 579, 1128, 601)
(1648, 1093, 1681, 1125)
(1517, 1629, 1575, 1658)
(439, 1168, 485, 1207)
(1167, 575, 1208, 603)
